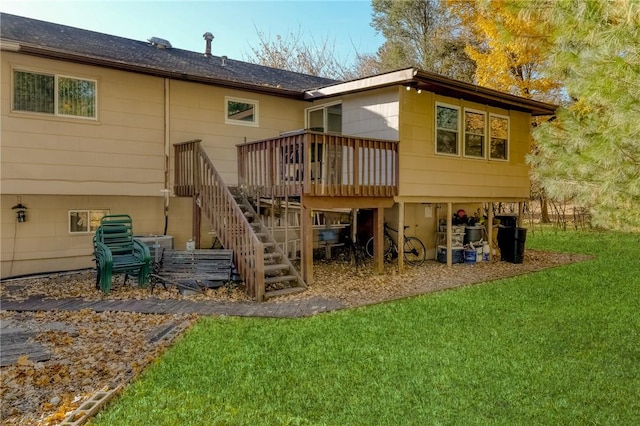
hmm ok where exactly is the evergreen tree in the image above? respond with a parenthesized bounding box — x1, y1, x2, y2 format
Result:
(523, 0, 640, 231)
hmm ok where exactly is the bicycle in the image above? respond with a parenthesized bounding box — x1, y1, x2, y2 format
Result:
(365, 223, 426, 266)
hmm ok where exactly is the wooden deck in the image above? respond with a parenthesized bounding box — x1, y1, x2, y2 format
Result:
(236, 130, 399, 199)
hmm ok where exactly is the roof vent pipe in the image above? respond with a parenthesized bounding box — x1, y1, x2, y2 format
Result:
(221, 56, 227, 66)
(203, 32, 214, 56)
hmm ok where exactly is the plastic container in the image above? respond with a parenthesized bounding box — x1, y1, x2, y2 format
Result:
(497, 227, 527, 263)
(495, 214, 518, 228)
(464, 225, 483, 244)
(464, 249, 477, 264)
(437, 247, 465, 264)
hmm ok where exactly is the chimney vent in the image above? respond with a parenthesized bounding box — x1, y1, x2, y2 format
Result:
(203, 32, 214, 56)
(148, 37, 172, 49)
(221, 56, 227, 66)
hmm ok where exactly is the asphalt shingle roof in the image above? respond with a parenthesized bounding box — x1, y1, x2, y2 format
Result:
(0, 13, 338, 95)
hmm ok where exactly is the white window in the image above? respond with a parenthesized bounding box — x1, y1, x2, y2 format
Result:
(225, 96, 259, 127)
(464, 109, 486, 158)
(489, 114, 509, 160)
(306, 102, 342, 134)
(69, 210, 109, 234)
(435, 103, 460, 156)
(13, 69, 97, 119)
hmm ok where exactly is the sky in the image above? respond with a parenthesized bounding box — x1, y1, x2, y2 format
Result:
(0, 0, 383, 65)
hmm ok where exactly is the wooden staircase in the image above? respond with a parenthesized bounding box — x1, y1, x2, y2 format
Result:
(228, 187, 305, 298)
(174, 140, 305, 301)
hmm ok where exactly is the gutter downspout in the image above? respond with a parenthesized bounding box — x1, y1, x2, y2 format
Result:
(163, 78, 170, 235)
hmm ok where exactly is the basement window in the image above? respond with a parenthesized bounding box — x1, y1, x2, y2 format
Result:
(13, 69, 97, 119)
(69, 210, 110, 234)
(225, 96, 259, 127)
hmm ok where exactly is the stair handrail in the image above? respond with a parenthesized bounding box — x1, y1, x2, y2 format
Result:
(174, 140, 266, 301)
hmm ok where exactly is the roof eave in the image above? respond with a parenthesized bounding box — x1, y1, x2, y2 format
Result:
(306, 67, 557, 116)
(413, 69, 557, 116)
(4, 40, 306, 100)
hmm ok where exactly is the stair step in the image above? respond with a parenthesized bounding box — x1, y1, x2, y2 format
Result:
(263, 263, 290, 274)
(265, 286, 306, 299)
(263, 252, 282, 260)
(264, 274, 298, 285)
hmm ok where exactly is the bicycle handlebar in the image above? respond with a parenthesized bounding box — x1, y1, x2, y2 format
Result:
(385, 223, 412, 233)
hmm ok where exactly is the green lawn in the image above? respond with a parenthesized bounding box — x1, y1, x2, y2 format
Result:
(93, 230, 640, 425)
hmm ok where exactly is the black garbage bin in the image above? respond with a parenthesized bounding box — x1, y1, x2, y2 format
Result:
(497, 227, 527, 264)
(495, 214, 518, 228)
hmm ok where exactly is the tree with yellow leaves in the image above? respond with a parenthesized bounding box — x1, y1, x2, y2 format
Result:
(450, 0, 561, 101)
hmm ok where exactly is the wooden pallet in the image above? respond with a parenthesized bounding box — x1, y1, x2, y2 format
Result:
(150, 249, 233, 293)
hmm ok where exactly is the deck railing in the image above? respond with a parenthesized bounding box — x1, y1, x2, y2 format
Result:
(237, 131, 399, 199)
(175, 140, 265, 301)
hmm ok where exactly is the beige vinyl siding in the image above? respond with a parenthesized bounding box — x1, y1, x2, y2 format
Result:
(169, 81, 307, 186)
(2, 53, 166, 197)
(398, 89, 532, 199)
(341, 87, 399, 140)
(0, 194, 165, 277)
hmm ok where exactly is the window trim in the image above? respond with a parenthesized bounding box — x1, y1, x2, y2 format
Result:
(463, 108, 487, 159)
(488, 113, 510, 161)
(12, 68, 98, 120)
(225, 96, 259, 127)
(68, 209, 110, 234)
(305, 101, 342, 135)
(435, 102, 461, 157)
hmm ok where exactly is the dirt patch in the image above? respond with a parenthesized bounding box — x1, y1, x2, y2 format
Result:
(283, 249, 592, 307)
(0, 249, 591, 424)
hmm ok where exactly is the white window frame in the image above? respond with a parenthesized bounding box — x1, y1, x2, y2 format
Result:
(68, 209, 110, 234)
(225, 96, 259, 127)
(305, 101, 342, 135)
(12, 68, 98, 120)
(463, 108, 487, 159)
(489, 113, 510, 161)
(435, 102, 461, 156)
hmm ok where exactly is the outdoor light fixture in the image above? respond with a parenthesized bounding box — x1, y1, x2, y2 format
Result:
(12, 202, 28, 222)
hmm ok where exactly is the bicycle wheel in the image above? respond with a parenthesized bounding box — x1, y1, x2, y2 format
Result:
(403, 236, 426, 266)
(366, 234, 393, 258)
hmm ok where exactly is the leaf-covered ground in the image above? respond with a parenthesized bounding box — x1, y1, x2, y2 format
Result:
(0, 309, 196, 425)
(0, 249, 589, 424)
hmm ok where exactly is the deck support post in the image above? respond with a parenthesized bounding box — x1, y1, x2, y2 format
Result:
(487, 203, 494, 262)
(373, 207, 385, 274)
(518, 201, 525, 227)
(446, 202, 453, 267)
(397, 202, 405, 272)
(301, 204, 313, 286)
(193, 195, 201, 249)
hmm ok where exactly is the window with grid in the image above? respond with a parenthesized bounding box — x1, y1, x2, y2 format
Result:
(13, 70, 96, 119)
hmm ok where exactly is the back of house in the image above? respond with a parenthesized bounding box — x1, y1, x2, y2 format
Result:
(1, 13, 556, 293)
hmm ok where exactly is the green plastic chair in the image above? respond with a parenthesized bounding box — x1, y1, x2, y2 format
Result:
(93, 214, 151, 292)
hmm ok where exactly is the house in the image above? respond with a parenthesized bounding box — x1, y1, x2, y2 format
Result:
(0, 13, 557, 300)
